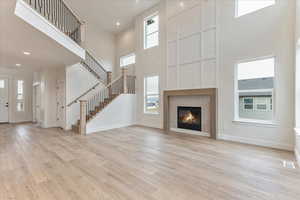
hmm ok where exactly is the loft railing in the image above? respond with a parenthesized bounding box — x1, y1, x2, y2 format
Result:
(127, 75, 136, 94)
(24, 0, 82, 44)
(81, 51, 108, 84)
(78, 69, 135, 135)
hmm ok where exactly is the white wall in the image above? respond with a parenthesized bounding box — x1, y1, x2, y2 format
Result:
(129, 0, 295, 150)
(218, 0, 295, 150)
(86, 94, 136, 134)
(38, 67, 65, 128)
(0, 67, 33, 123)
(114, 25, 136, 78)
(84, 24, 116, 72)
(134, 2, 167, 129)
(166, 0, 217, 90)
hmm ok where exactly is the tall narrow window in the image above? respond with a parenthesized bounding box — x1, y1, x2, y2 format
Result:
(144, 13, 159, 49)
(17, 80, 24, 112)
(236, 0, 275, 17)
(120, 53, 136, 67)
(144, 76, 159, 114)
(236, 57, 275, 122)
(0, 80, 4, 88)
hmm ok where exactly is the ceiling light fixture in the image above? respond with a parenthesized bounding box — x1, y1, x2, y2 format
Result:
(179, 2, 185, 7)
(116, 22, 121, 27)
(23, 51, 31, 55)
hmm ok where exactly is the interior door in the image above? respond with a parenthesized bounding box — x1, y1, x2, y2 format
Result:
(56, 80, 66, 128)
(34, 85, 41, 124)
(0, 78, 9, 123)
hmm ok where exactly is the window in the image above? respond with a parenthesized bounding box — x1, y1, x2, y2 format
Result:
(0, 80, 4, 88)
(243, 98, 253, 110)
(236, 0, 275, 17)
(236, 57, 275, 122)
(144, 76, 159, 114)
(17, 80, 24, 112)
(144, 14, 159, 49)
(120, 53, 136, 67)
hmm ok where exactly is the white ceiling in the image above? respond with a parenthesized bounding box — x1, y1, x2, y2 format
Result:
(0, 0, 83, 70)
(63, 0, 160, 33)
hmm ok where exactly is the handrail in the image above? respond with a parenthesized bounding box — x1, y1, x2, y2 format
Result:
(23, 0, 82, 44)
(67, 82, 100, 107)
(77, 71, 136, 134)
(106, 75, 123, 88)
(60, 0, 83, 25)
(82, 51, 108, 84)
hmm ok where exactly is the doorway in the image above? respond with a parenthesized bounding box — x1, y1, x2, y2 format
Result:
(56, 80, 66, 129)
(0, 78, 9, 123)
(33, 84, 41, 125)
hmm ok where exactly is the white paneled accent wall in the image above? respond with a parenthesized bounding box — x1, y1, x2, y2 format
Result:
(166, 0, 217, 89)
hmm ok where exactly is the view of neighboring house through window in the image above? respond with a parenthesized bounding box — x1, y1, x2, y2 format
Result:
(144, 13, 159, 49)
(236, 57, 275, 122)
(120, 53, 136, 67)
(17, 80, 24, 112)
(236, 0, 275, 17)
(144, 76, 159, 114)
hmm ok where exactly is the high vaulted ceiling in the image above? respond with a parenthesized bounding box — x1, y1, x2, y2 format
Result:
(64, 0, 160, 33)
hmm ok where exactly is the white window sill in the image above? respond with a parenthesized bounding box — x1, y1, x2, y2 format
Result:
(233, 118, 277, 128)
(144, 112, 159, 115)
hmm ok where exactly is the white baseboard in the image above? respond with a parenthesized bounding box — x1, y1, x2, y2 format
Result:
(170, 128, 210, 137)
(87, 123, 134, 134)
(218, 134, 293, 151)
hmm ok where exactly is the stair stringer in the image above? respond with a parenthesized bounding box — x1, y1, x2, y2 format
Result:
(86, 94, 137, 134)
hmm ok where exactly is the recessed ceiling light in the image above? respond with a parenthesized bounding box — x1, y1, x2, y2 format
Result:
(179, 2, 185, 7)
(23, 51, 31, 55)
(16, 64, 21, 67)
(116, 22, 121, 27)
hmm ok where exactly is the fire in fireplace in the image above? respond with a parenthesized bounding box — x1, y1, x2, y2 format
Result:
(177, 106, 202, 131)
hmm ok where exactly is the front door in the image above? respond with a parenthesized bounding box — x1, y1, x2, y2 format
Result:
(0, 78, 9, 123)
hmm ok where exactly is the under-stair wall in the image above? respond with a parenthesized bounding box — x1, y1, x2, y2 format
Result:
(86, 94, 136, 134)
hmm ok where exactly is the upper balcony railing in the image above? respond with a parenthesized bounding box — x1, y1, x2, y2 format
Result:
(24, 0, 82, 44)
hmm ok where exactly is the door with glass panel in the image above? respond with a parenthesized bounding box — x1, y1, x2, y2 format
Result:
(0, 78, 9, 123)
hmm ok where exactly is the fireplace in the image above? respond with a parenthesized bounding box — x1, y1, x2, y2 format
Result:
(177, 106, 202, 131)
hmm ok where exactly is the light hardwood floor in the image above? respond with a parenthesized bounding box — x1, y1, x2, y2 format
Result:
(0, 124, 299, 200)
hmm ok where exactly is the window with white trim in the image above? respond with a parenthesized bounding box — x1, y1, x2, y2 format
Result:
(144, 13, 159, 49)
(236, 0, 275, 17)
(144, 76, 159, 114)
(120, 53, 136, 67)
(0, 80, 4, 88)
(236, 57, 275, 122)
(17, 80, 25, 112)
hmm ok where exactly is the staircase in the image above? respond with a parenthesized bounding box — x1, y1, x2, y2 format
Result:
(22, 0, 136, 134)
(72, 70, 136, 134)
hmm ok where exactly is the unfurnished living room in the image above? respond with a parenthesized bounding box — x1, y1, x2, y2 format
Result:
(0, 0, 300, 199)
